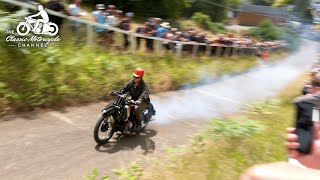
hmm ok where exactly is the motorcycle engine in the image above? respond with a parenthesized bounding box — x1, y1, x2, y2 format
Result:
(121, 108, 127, 120)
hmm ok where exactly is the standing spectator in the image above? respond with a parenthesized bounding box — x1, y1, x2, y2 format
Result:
(145, 22, 156, 52)
(106, 8, 118, 45)
(136, 25, 146, 49)
(92, 4, 107, 47)
(106, 4, 116, 16)
(118, 16, 131, 50)
(154, 18, 162, 30)
(68, 0, 82, 42)
(156, 22, 170, 38)
(46, 0, 65, 30)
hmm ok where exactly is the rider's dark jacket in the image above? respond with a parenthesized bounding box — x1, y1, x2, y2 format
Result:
(118, 80, 150, 104)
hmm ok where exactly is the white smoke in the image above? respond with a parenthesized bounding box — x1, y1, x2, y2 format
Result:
(151, 40, 320, 124)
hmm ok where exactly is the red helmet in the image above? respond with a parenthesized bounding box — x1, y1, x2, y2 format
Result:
(133, 68, 144, 77)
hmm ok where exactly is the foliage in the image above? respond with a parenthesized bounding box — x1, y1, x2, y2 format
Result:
(247, 20, 300, 51)
(250, 0, 274, 5)
(191, 12, 226, 33)
(244, 98, 281, 115)
(112, 162, 143, 180)
(293, 0, 313, 20)
(205, 118, 265, 138)
(191, 12, 211, 27)
(185, 0, 240, 22)
(83, 168, 110, 180)
(273, 0, 294, 7)
(278, 27, 301, 51)
(98, 0, 190, 19)
(247, 20, 282, 40)
(207, 21, 226, 33)
(249, 0, 293, 6)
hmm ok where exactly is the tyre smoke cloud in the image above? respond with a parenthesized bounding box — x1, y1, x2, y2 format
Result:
(151, 40, 320, 124)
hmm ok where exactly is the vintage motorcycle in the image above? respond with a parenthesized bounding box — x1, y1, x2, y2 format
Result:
(16, 17, 59, 36)
(93, 92, 156, 144)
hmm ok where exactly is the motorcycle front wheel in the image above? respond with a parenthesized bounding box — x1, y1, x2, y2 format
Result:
(93, 114, 115, 144)
(16, 23, 30, 36)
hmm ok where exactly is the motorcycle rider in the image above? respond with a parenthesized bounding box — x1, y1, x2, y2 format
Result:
(113, 68, 150, 131)
(27, 5, 49, 33)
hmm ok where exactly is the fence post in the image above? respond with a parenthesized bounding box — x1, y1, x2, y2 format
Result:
(232, 47, 238, 56)
(239, 48, 245, 56)
(192, 44, 199, 57)
(251, 48, 257, 56)
(245, 48, 252, 56)
(130, 32, 136, 53)
(215, 46, 222, 56)
(206, 45, 211, 57)
(175, 43, 182, 58)
(86, 24, 93, 45)
(224, 47, 231, 57)
(156, 40, 163, 53)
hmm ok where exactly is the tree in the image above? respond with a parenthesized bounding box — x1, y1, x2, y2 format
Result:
(293, 0, 313, 20)
(247, 20, 282, 40)
(184, 0, 240, 22)
(102, 0, 190, 19)
(249, 0, 274, 5)
(273, 0, 294, 6)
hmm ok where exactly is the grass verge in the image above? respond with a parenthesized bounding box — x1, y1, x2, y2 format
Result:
(139, 73, 308, 179)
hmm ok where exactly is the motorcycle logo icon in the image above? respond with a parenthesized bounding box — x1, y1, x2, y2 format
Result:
(16, 5, 59, 36)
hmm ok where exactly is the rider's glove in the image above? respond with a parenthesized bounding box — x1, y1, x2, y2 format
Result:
(108, 91, 115, 96)
(135, 100, 142, 105)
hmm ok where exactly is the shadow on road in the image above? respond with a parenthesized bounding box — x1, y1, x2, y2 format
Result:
(95, 129, 157, 155)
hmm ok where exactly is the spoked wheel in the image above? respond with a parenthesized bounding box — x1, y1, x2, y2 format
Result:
(16, 23, 30, 36)
(93, 114, 115, 144)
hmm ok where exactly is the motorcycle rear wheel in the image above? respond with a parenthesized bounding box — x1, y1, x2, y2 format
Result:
(93, 114, 115, 144)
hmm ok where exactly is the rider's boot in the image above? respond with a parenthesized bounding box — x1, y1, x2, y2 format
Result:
(135, 119, 144, 132)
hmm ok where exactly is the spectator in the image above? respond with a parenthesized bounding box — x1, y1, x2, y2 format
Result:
(145, 22, 156, 52)
(104, 8, 118, 45)
(106, 4, 116, 15)
(153, 18, 162, 30)
(46, 0, 65, 30)
(156, 22, 170, 38)
(68, 0, 82, 42)
(92, 4, 108, 47)
(136, 25, 146, 49)
(118, 16, 131, 50)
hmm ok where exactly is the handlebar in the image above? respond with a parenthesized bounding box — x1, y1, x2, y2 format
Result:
(126, 100, 137, 105)
(108, 91, 122, 97)
(108, 91, 139, 105)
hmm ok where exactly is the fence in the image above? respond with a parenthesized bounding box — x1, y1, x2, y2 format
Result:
(1, 0, 284, 57)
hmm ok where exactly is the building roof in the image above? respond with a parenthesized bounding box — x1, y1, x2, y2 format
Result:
(239, 4, 287, 16)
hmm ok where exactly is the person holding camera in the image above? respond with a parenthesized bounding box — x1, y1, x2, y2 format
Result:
(241, 72, 320, 179)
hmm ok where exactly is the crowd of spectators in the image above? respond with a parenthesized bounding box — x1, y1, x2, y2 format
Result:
(17, 0, 286, 54)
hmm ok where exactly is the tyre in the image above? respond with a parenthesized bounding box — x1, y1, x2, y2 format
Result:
(93, 114, 115, 144)
(48, 23, 59, 36)
(16, 23, 30, 36)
